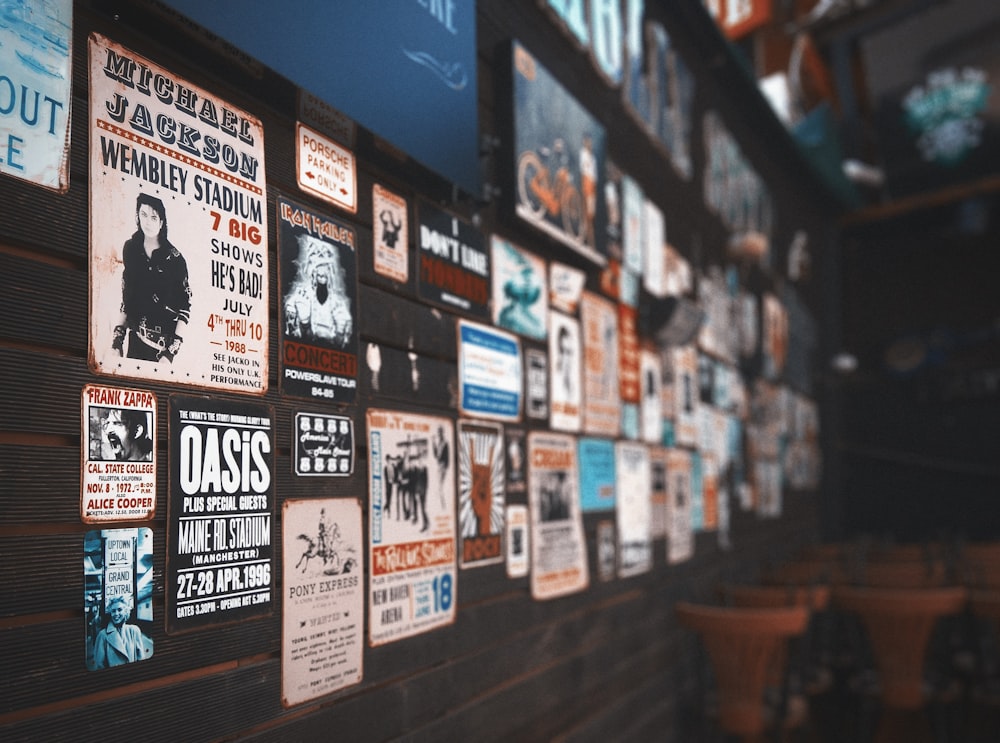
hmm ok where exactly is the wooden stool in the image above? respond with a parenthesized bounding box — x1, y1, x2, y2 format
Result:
(723, 583, 833, 697)
(763, 558, 849, 588)
(862, 559, 948, 589)
(724, 583, 831, 612)
(959, 542, 1000, 589)
(676, 601, 810, 742)
(834, 585, 967, 742)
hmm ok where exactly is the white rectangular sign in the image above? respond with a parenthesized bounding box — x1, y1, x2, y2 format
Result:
(88, 34, 269, 393)
(282, 497, 363, 706)
(367, 410, 457, 645)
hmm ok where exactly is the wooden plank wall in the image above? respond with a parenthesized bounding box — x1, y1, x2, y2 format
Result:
(0, 1, 832, 741)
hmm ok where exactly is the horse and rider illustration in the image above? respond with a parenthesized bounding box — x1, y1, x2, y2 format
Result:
(295, 508, 358, 575)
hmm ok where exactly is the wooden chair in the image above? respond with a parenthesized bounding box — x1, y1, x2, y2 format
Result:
(967, 589, 1000, 740)
(833, 586, 967, 741)
(724, 583, 831, 612)
(862, 559, 949, 589)
(961, 542, 1000, 567)
(763, 557, 850, 588)
(868, 542, 943, 563)
(797, 542, 849, 563)
(676, 601, 810, 742)
(958, 543, 1000, 589)
(723, 583, 833, 699)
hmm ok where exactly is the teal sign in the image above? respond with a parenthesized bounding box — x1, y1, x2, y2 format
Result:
(903, 67, 990, 166)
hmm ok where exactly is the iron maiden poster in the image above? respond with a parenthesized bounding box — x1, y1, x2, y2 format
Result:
(167, 396, 274, 633)
(418, 201, 490, 319)
(278, 197, 359, 403)
(82, 384, 157, 523)
(281, 498, 363, 707)
(511, 41, 607, 265)
(615, 441, 652, 577)
(581, 291, 619, 436)
(457, 420, 506, 567)
(367, 410, 456, 645)
(0, 0, 72, 191)
(491, 235, 547, 340)
(85, 527, 154, 670)
(528, 431, 589, 600)
(88, 35, 268, 393)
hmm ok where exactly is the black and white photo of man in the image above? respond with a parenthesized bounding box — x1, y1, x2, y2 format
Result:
(89, 407, 153, 462)
(540, 470, 571, 522)
(555, 325, 576, 399)
(549, 312, 582, 431)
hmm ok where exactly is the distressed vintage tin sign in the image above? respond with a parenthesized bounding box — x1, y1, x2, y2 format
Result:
(296, 121, 357, 213)
(528, 431, 589, 600)
(505, 504, 529, 579)
(549, 311, 582, 431)
(491, 235, 548, 340)
(82, 384, 157, 523)
(418, 201, 490, 318)
(372, 184, 409, 283)
(281, 497, 363, 706)
(88, 35, 268, 393)
(294, 412, 354, 477)
(85, 527, 154, 670)
(0, 0, 72, 191)
(665, 448, 693, 564)
(167, 396, 274, 633)
(616, 441, 652, 577)
(525, 348, 549, 420)
(457, 420, 506, 568)
(367, 409, 457, 645)
(581, 291, 619, 436)
(278, 196, 359, 403)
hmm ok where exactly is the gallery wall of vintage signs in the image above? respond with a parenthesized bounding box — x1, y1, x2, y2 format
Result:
(0, 1, 837, 740)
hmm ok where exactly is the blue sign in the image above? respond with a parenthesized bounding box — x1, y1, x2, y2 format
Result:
(458, 320, 522, 422)
(157, 1, 479, 194)
(578, 437, 616, 512)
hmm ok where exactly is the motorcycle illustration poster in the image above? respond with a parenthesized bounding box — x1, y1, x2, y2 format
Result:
(281, 497, 363, 706)
(511, 41, 608, 265)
